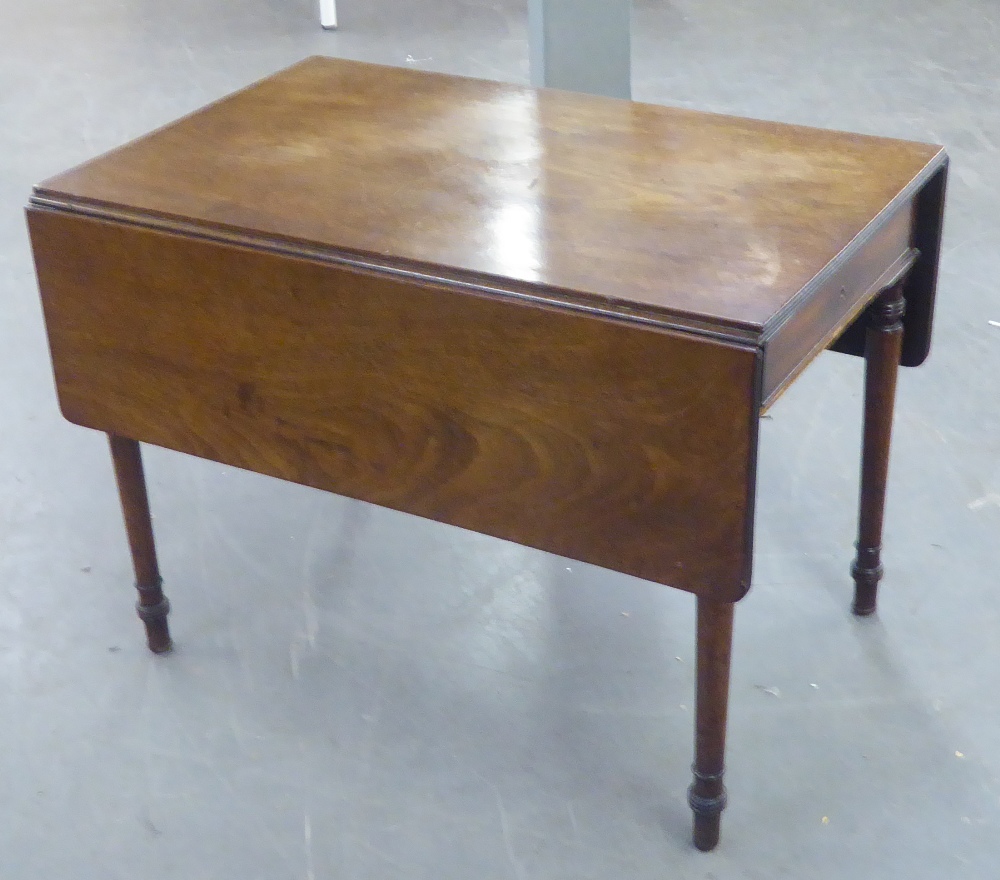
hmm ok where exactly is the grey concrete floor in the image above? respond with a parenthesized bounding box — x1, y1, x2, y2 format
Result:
(2, 1, 999, 877)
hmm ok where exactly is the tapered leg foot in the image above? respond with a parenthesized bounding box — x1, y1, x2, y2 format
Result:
(688, 598, 734, 851)
(136, 594, 172, 654)
(851, 283, 905, 616)
(851, 548, 882, 616)
(689, 770, 726, 851)
(108, 434, 173, 653)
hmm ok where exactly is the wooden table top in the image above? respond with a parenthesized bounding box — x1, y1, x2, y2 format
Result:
(33, 56, 944, 338)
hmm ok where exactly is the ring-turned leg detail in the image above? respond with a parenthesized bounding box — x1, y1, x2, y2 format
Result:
(851, 283, 906, 616)
(689, 598, 734, 851)
(108, 434, 173, 653)
(688, 767, 727, 849)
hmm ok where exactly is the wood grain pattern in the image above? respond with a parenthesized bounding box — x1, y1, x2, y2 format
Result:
(32, 56, 945, 342)
(28, 207, 761, 601)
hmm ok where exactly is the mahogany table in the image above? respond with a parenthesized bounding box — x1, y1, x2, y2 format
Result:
(26, 57, 948, 851)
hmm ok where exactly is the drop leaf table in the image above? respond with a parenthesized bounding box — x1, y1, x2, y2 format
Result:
(27, 57, 947, 850)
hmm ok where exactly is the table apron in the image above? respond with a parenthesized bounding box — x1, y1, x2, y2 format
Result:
(762, 200, 916, 406)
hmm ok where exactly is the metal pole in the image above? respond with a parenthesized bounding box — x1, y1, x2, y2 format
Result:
(527, 0, 631, 99)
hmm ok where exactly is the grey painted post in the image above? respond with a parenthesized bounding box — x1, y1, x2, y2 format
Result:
(527, 0, 631, 99)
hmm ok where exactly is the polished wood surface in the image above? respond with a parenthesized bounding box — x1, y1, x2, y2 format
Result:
(851, 283, 906, 615)
(29, 208, 760, 601)
(107, 434, 172, 653)
(32, 57, 945, 397)
(689, 599, 734, 852)
(26, 57, 950, 852)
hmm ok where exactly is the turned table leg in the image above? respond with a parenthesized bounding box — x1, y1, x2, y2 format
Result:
(108, 434, 172, 653)
(851, 283, 906, 616)
(688, 598, 734, 851)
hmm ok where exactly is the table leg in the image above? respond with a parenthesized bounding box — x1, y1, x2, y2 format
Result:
(688, 598, 734, 851)
(108, 434, 172, 653)
(851, 283, 906, 616)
